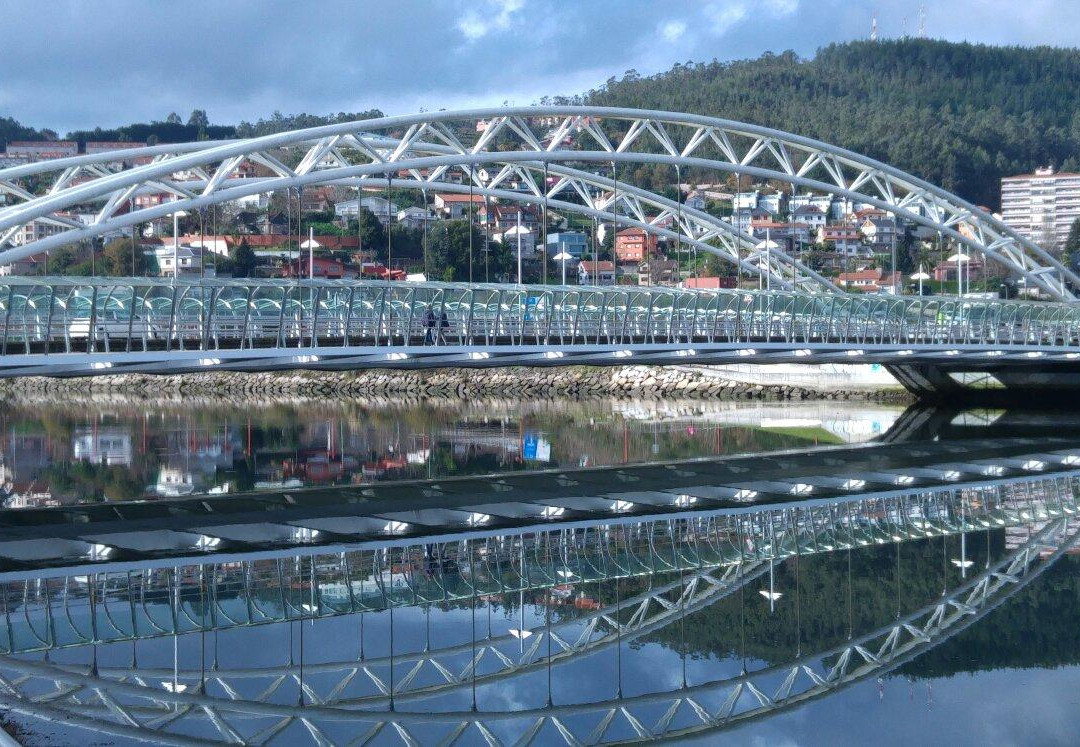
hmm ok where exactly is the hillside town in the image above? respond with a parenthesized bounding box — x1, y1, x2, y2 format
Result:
(0, 131, 1073, 299)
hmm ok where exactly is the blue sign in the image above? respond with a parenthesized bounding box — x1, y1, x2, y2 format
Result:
(523, 432, 551, 461)
(523, 433, 538, 460)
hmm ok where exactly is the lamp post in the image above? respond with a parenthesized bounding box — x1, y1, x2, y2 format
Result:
(553, 251, 573, 286)
(753, 236, 780, 292)
(911, 265, 930, 297)
(948, 252, 970, 324)
(172, 209, 188, 280)
(516, 209, 523, 285)
(891, 224, 898, 295)
(948, 252, 970, 299)
(766, 227, 771, 292)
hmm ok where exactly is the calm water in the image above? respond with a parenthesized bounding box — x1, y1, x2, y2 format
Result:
(3, 396, 1080, 745)
(0, 395, 902, 508)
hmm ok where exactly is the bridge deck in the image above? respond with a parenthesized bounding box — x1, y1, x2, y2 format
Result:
(0, 278, 1078, 378)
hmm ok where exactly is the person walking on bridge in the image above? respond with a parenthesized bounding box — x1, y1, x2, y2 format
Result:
(423, 307, 436, 345)
(439, 310, 450, 345)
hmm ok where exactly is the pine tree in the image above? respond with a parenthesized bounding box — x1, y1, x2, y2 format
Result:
(1066, 218, 1080, 273)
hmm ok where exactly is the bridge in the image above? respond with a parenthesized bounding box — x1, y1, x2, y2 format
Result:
(0, 107, 1079, 393)
(1, 431, 1077, 642)
(0, 276, 1079, 394)
(0, 433, 1074, 743)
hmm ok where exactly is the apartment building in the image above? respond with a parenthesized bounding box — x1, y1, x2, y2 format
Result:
(1001, 167, 1080, 251)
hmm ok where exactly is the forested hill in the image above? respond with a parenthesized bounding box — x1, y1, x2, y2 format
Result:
(578, 39, 1080, 208)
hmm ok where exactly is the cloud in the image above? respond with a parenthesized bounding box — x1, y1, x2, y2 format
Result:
(457, 0, 525, 41)
(702, 0, 798, 37)
(703, 2, 750, 35)
(764, 0, 800, 15)
(660, 19, 688, 42)
(1, 0, 1080, 134)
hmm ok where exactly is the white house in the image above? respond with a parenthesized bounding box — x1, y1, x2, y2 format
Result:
(495, 225, 537, 257)
(790, 193, 835, 216)
(578, 260, 616, 285)
(860, 217, 897, 247)
(759, 192, 785, 215)
(154, 244, 215, 278)
(792, 205, 827, 229)
(684, 190, 707, 211)
(733, 191, 759, 211)
(732, 208, 772, 235)
(334, 196, 400, 224)
(818, 225, 867, 256)
(432, 193, 485, 219)
(396, 206, 437, 230)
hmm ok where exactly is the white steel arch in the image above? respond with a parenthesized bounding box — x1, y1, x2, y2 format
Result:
(0, 519, 1069, 745)
(0, 107, 1073, 298)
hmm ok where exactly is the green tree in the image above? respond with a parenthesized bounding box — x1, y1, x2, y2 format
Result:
(351, 209, 386, 259)
(586, 39, 1080, 209)
(100, 238, 149, 276)
(230, 240, 258, 278)
(165, 112, 182, 125)
(702, 253, 728, 277)
(186, 109, 209, 129)
(47, 244, 89, 275)
(1066, 218, 1080, 273)
(423, 220, 508, 281)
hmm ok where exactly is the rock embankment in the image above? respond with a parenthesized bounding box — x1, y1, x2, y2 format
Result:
(0, 366, 911, 402)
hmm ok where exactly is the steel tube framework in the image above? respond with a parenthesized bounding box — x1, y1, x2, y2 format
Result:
(0, 277, 1079, 377)
(0, 511, 1072, 744)
(3, 471, 1076, 655)
(0, 106, 1074, 299)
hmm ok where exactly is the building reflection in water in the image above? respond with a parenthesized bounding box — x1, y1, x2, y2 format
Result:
(0, 419, 1077, 743)
(0, 397, 905, 509)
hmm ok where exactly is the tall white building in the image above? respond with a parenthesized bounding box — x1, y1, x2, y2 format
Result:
(1001, 167, 1080, 251)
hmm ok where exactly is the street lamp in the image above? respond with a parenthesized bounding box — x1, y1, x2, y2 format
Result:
(910, 265, 931, 297)
(301, 232, 321, 278)
(553, 251, 573, 286)
(947, 252, 970, 299)
(753, 236, 781, 291)
(516, 209, 523, 285)
(759, 558, 782, 613)
(172, 209, 188, 280)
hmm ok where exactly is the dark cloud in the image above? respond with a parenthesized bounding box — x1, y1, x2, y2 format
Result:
(2, 0, 1078, 133)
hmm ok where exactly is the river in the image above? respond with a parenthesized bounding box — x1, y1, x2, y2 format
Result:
(1, 396, 1079, 745)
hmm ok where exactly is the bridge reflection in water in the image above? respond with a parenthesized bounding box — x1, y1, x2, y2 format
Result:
(0, 427, 1078, 743)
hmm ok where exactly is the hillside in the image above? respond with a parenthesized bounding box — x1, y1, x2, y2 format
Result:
(3, 39, 1079, 209)
(575, 39, 1080, 208)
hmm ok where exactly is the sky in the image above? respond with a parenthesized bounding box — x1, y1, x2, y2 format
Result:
(4, 0, 1080, 134)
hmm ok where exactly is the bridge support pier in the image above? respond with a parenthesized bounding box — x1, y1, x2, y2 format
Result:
(885, 364, 965, 398)
(888, 362, 1080, 399)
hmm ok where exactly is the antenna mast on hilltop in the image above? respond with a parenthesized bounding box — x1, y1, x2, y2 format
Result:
(870, 12, 878, 41)
(918, 4, 927, 37)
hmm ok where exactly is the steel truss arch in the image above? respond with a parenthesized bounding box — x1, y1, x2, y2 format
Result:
(34, 563, 770, 713)
(0, 520, 1071, 745)
(0, 106, 1072, 299)
(0, 150, 832, 293)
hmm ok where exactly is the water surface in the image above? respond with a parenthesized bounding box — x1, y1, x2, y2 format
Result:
(1, 396, 1077, 746)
